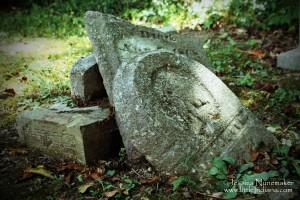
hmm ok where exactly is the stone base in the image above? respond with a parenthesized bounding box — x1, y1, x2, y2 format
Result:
(16, 104, 122, 164)
(277, 47, 300, 70)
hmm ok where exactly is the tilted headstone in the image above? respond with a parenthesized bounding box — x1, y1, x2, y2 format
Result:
(70, 54, 106, 105)
(17, 104, 122, 164)
(113, 50, 278, 180)
(85, 11, 211, 105)
(85, 11, 278, 180)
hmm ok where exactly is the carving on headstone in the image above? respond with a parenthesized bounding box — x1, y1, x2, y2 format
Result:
(85, 11, 211, 105)
(112, 51, 277, 179)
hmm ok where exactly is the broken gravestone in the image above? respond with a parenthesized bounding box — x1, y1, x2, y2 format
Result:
(70, 54, 107, 105)
(85, 11, 278, 180)
(85, 11, 211, 105)
(17, 104, 122, 164)
(113, 50, 278, 180)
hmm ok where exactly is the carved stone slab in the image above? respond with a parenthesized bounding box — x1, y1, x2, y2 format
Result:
(70, 54, 106, 105)
(113, 50, 278, 180)
(85, 11, 211, 105)
(17, 104, 121, 164)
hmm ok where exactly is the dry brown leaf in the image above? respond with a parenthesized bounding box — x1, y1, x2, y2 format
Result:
(104, 189, 119, 198)
(58, 162, 84, 171)
(167, 175, 177, 184)
(89, 172, 103, 181)
(141, 176, 160, 184)
(8, 148, 28, 156)
(250, 150, 259, 161)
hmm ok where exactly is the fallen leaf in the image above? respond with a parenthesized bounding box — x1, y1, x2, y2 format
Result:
(167, 175, 177, 184)
(183, 191, 192, 198)
(271, 159, 279, 165)
(58, 162, 84, 171)
(89, 172, 103, 180)
(64, 173, 72, 184)
(250, 150, 259, 161)
(251, 50, 265, 58)
(141, 176, 160, 185)
(78, 182, 94, 194)
(18, 172, 34, 182)
(110, 176, 121, 182)
(8, 148, 28, 156)
(25, 165, 54, 179)
(236, 48, 265, 58)
(212, 192, 223, 198)
(104, 189, 119, 198)
(122, 189, 129, 195)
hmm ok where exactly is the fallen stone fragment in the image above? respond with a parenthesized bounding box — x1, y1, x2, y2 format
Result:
(17, 104, 121, 164)
(277, 4, 300, 70)
(277, 47, 300, 70)
(85, 11, 211, 105)
(113, 50, 278, 180)
(70, 54, 106, 105)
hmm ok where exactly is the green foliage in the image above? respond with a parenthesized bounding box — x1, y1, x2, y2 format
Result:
(270, 88, 300, 108)
(125, 0, 197, 29)
(203, 13, 222, 29)
(106, 170, 116, 177)
(273, 145, 300, 177)
(206, 35, 267, 88)
(171, 176, 196, 191)
(227, 0, 298, 29)
(237, 73, 255, 87)
(0, 0, 150, 38)
(208, 156, 279, 199)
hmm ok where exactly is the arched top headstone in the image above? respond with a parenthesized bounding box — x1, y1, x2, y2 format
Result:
(113, 50, 278, 178)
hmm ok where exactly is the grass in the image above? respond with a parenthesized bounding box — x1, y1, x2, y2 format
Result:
(0, 36, 92, 127)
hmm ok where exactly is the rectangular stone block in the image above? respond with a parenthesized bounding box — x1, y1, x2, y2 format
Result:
(16, 104, 121, 164)
(70, 54, 107, 105)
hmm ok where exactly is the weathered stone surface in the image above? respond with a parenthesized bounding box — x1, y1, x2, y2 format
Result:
(113, 50, 278, 180)
(17, 104, 121, 164)
(85, 11, 211, 105)
(70, 54, 106, 105)
(277, 4, 300, 70)
(277, 47, 300, 70)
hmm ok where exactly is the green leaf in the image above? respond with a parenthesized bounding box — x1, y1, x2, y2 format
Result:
(76, 175, 83, 183)
(292, 161, 300, 176)
(223, 188, 237, 199)
(255, 172, 270, 181)
(216, 174, 227, 180)
(172, 176, 186, 191)
(106, 170, 115, 177)
(275, 145, 290, 157)
(215, 180, 231, 191)
(171, 176, 195, 191)
(238, 162, 254, 174)
(223, 156, 236, 166)
(212, 157, 228, 174)
(208, 167, 219, 175)
(267, 170, 279, 178)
